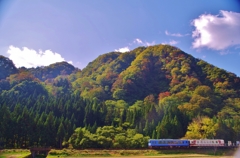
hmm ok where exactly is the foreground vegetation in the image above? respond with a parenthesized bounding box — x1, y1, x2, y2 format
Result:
(0, 148, 238, 158)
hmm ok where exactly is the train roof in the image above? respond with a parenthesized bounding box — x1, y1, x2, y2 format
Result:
(188, 139, 224, 140)
(149, 139, 188, 140)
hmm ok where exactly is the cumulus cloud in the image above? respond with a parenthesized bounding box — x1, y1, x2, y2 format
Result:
(114, 47, 130, 53)
(165, 30, 189, 37)
(192, 10, 240, 50)
(7, 45, 72, 68)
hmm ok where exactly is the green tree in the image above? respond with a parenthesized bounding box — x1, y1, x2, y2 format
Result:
(185, 116, 217, 139)
(57, 122, 65, 149)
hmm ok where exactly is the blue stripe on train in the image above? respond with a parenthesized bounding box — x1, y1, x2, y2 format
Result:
(148, 139, 190, 147)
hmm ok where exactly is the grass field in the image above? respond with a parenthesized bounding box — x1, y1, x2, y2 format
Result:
(0, 149, 30, 158)
(0, 148, 239, 158)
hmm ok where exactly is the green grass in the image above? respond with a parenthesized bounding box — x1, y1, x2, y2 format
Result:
(0, 149, 30, 158)
(0, 148, 237, 158)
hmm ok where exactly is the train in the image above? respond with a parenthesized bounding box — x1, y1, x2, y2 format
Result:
(148, 139, 240, 149)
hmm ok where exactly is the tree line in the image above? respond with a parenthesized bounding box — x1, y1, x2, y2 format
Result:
(1, 91, 239, 149)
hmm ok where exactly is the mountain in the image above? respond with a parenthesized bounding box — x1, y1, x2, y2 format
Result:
(73, 44, 240, 103)
(0, 44, 240, 149)
(21, 61, 78, 81)
(0, 59, 79, 99)
(0, 55, 18, 80)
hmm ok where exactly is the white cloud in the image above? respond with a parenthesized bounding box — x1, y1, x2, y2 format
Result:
(145, 41, 156, 46)
(161, 40, 178, 45)
(114, 47, 130, 53)
(165, 30, 189, 37)
(169, 40, 178, 45)
(134, 38, 143, 44)
(192, 10, 240, 50)
(133, 38, 155, 46)
(115, 38, 155, 53)
(219, 50, 231, 55)
(7, 45, 72, 68)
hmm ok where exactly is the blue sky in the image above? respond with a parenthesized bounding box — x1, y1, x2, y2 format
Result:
(0, 0, 240, 76)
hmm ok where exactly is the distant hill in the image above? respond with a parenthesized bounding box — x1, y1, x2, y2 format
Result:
(0, 55, 18, 80)
(20, 61, 78, 81)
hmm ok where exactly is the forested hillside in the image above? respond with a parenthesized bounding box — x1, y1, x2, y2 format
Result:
(0, 44, 240, 149)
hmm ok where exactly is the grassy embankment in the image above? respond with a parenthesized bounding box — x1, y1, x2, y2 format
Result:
(0, 148, 238, 158)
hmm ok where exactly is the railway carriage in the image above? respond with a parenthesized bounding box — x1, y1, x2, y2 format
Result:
(148, 139, 189, 148)
(189, 139, 224, 147)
